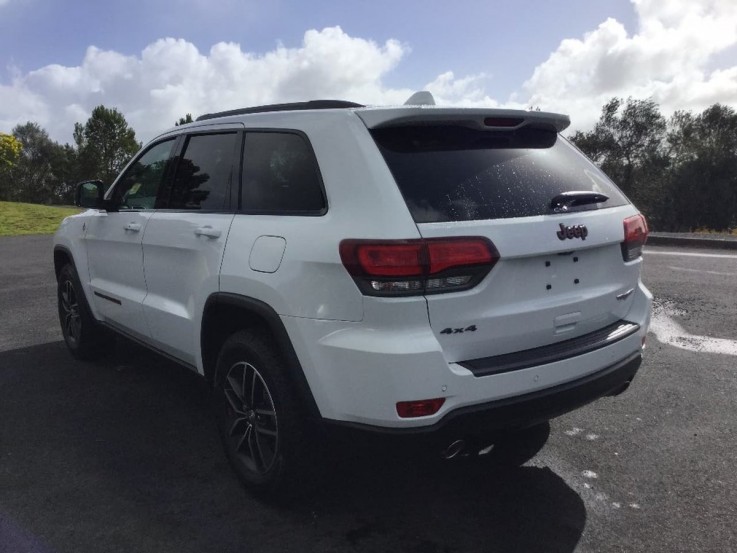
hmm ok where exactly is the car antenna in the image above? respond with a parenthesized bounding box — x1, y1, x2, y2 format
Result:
(404, 91, 436, 106)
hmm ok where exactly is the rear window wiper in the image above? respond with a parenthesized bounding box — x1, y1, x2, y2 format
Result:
(550, 191, 609, 211)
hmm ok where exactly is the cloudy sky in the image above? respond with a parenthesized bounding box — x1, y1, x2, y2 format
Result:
(1, 0, 736, 143)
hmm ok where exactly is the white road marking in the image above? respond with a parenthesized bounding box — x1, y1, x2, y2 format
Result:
(529, 456, 629, 515)
(564, 427, 583, 436)
(644, 249, 737, 259)
(650, 306, 737, 356)
(666, 265, 734, 276)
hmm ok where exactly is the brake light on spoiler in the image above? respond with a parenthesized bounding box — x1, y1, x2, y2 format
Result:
(340, 237, 499, 297)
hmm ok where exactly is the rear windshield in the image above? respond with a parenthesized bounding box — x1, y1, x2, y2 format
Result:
(371, 125, 628, 223)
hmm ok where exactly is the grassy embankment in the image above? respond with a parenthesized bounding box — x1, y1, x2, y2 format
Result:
(0, 201, 82, 237)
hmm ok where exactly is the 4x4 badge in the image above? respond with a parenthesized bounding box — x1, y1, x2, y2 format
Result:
(440, 325, 477, 335)
(556, 223, 588, 241)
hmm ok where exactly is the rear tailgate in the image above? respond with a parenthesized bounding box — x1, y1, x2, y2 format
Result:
(416, 207, 641, 363)
(362, 108, 644, 364)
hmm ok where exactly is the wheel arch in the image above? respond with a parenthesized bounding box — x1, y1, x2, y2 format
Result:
(53, 245, 74, 281)
(201, 292, 321, 421)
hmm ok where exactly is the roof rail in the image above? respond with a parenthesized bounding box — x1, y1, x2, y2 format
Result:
(196, 100, 364, 121)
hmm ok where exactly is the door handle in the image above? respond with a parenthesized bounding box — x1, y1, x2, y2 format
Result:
(124, 222, 142, 232)
(194, 226, 222, 239)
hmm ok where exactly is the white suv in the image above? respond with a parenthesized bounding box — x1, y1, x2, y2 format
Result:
(53, 97, 652, 493)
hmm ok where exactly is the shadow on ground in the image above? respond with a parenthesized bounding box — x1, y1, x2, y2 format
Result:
(0, 341, 586, 553)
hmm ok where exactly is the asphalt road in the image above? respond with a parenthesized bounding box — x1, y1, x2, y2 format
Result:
(1, 235, 735, 553)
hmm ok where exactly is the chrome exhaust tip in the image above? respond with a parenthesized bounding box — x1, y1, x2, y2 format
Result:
(441, 439, 467, 460)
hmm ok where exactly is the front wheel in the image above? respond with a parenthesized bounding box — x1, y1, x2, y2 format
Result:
(57, 264, 113, 360)
(213, 330, 316, 497)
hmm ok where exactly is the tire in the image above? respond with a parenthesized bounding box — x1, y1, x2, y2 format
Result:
(212, 330, 316, 498)
(57, 263, 113, 360)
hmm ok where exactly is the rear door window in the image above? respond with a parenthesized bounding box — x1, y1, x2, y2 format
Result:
(167, 132, 239, 211)
(371, 126, 628, 223)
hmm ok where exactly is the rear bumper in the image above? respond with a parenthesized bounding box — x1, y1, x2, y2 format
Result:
(282, 281, 652, 428)
(323, 351, 642, 445)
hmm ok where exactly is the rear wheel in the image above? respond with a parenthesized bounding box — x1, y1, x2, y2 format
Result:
(213, 330, 316, 497)
(57, 264, 113, 360)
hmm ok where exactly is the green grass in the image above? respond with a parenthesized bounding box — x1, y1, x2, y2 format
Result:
(0, 201, 83, 236)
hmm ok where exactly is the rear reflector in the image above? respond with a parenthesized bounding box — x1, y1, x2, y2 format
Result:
(396, 398, 445, 418)
(340, 237, 498, 296)
(622, 214, 648, 261)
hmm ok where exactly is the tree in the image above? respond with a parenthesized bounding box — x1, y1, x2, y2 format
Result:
(74, 105, 140, 185)
(570, 97, 670, 228)
(5, 123, 59, 202)
(48, 143, 81, 204)
(175, 113, 194, 126)
(0, 132, 22, 170)
(0, 133, 23, 199)
(667, 104, 737, 231)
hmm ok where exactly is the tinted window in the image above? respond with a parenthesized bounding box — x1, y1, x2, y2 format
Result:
(114, 139, 175, 210)
(372, 126, 628, 223)
(241, 132, 325, 213)
(168, 133, 238, 211)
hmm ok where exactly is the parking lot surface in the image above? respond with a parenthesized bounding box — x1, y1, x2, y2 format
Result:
(1, 235, 735, 552)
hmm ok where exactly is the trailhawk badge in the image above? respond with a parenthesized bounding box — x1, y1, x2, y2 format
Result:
(556, 223, 588, 241)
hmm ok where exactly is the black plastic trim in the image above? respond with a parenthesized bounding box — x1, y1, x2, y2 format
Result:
(93, 291, 122, 305)
(197, 100, 364, 121)
(53, 245, 74, 279)
(323, 352, 642, 443)
(202, 292, 321, 421)
(459, 320, 640, 377)
(99, 320, 198, 373)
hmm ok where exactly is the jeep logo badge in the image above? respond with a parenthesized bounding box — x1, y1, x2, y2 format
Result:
(556, 223, 588, 241)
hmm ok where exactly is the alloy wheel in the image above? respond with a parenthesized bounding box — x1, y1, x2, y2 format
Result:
(222, 361, 279, 475)
(60, 279, 82, 346)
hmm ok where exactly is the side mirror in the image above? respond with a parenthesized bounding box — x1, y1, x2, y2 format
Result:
(75, 180, 105, 209)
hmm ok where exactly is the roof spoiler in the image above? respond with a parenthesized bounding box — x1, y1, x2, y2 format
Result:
(356, 108, 570, 133)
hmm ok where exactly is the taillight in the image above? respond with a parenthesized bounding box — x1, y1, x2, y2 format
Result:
(622, 214, 648, 261)
(340, 237, 498, 296)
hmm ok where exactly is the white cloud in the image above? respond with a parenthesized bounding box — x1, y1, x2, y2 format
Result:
(424, 72, 501, 108)
(2, 2, 737, 143)
(0, 27, 415, 143)
(520, 0, 737, 130)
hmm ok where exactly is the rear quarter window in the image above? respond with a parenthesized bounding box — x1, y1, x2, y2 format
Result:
(241, 131, 326, 214)
(371, 125, 628, 223)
